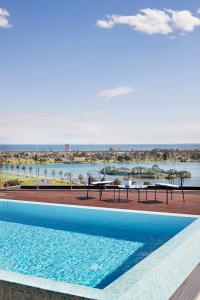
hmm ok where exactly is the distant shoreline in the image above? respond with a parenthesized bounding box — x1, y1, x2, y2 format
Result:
(1, 143, 200, 152)
(1, 148, 200, 164)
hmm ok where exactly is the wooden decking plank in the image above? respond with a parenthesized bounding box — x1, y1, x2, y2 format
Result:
(170, 264, 200, 300)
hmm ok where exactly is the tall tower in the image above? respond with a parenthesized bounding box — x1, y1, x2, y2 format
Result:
(64, 144, 70, 151)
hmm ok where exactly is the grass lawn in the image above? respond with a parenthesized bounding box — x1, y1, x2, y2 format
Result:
(0, 172, 79, 188)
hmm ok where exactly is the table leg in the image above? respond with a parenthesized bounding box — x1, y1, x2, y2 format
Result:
(86, 189, 89, 199)
(146, 189, 148, 201)
(127, 188, 129, 199)
(155, 188, 157, 203)
(166, 189, 169, 204)
(138, 189, 140, 203)
(182, 188, 185, 203)
(99, 188, 102, 201)
(114, 187, 116, 200)
(118, 188, 120, 202)
(170, 189, 173, 200)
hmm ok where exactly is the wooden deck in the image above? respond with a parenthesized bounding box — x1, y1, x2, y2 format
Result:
(1, 189, 200, 215)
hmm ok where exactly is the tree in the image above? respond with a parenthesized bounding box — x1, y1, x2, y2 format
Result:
(78, 174, 84, 183)
(29, 166, 33, 176)
(44, 169, 48, 177)
(16, 165, 20, 174)
(114, 178, 121, 185)
(117, 155, 124, 162)
(52, 169, 56, 178)
(59, 170, 63, 180)
(67, 172, 72, 182)
(64, 172, 72, 182)
(124, 155, 130, 161)
(22, 165, 26, 175)
(36, 167, 40, 176)
(34, 153, 38, 162)
(55, 157, 63, 163)
(163, 152, 168, 161)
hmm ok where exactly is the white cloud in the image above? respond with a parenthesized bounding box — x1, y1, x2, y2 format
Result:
(0, 8, 11, 28)
(97, 9, 172, 35)
(97, 8, 200, 36)
(197, 8, 200, 14)
(97, 84, 135, 100)
(96, 19, 114, 29)
(170, 10, 200, 32)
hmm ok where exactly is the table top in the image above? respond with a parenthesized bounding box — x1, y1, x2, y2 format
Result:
(155, 183, 180, 188)
(118, 184, 149, 189)
(91, 180, 113, 185)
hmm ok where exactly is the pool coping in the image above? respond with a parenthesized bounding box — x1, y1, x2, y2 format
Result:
(0, 199, 200, 300)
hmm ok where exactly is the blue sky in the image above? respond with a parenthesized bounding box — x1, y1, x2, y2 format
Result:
(0, 0, 200, 144)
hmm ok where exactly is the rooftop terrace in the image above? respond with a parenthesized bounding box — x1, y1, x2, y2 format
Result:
(0, 189, 200, 215)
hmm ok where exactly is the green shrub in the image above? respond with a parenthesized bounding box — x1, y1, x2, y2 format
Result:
(143, 181, 151, 185)
(114, 178, 121, 185)
(4, 179, 21, 187)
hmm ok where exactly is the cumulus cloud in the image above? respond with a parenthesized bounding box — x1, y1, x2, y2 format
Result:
(170, 9, 200, 32)
(97, 8, 200, 35)
(96, 19, 114, 29)
(0, 8, 11, 28)
(97, 9, 172, 35)
(97, 84, 135, 100)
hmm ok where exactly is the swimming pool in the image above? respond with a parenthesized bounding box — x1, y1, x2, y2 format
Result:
(0, 199, 200, 300)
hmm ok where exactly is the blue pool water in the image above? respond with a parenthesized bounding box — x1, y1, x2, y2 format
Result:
(0, 201, 196, 288)
(0, 220, 142, 287)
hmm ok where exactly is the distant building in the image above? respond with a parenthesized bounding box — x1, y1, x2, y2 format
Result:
(64, 144, 70, 151)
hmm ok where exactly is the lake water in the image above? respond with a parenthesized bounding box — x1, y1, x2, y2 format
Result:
(3, 161, 200, 186)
